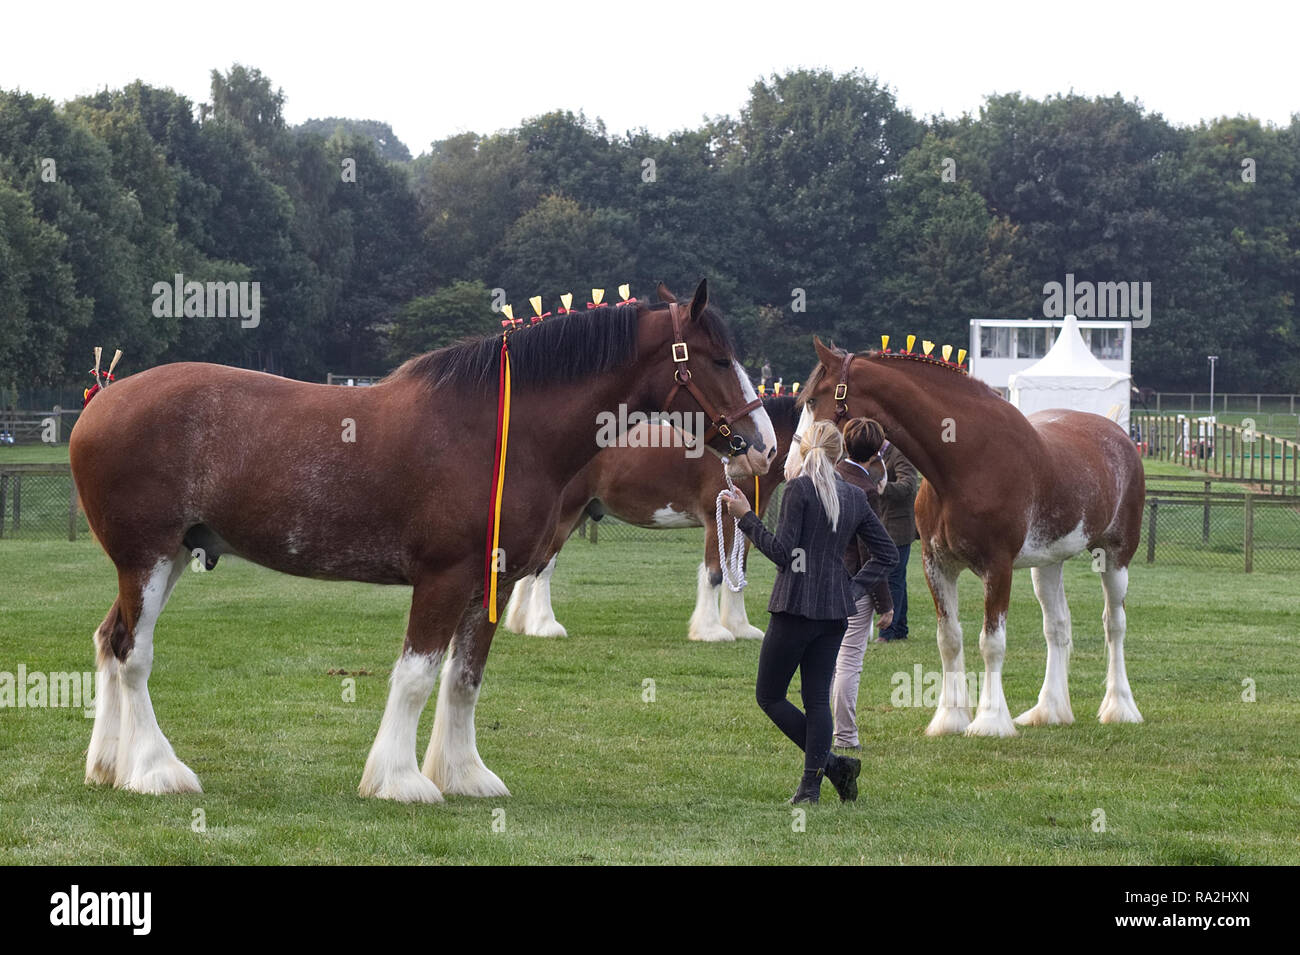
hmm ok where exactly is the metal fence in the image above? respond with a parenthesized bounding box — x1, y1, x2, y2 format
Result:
(0, 466, 87, 540)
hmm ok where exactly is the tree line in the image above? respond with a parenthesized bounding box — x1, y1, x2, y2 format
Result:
(1, 64, 1296, 403)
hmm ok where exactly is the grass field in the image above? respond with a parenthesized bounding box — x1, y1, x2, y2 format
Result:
(2, 525, 1298, 865)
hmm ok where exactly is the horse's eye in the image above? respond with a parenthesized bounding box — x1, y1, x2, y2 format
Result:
(713, 358, 731, 368)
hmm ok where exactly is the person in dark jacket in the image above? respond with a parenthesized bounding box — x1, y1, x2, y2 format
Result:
(832, 418, 895, 749)
(876, 441, 919, 642)
(724, 419, 897, 805)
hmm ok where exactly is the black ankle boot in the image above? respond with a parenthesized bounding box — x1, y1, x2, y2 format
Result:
(824, 754, 861, 802)
(790, 770, 822, 804)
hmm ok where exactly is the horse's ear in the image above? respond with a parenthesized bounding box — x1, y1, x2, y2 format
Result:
(656, 282, 677, 303)
(688, 278, 709, 321)
(813, 335, 839, 368)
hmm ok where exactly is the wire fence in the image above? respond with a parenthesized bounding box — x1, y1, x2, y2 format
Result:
(4, 467, 1298, 573)
(0, 467, 87, 541)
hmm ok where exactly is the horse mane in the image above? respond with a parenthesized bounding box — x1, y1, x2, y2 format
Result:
(797, 345, 1001, 406)
(390, 301, 737, 394)
(762, 394, 800, 432)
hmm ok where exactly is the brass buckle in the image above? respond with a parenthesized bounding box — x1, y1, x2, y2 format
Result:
(719, 424, 731, 437)
(834, 383, 847, 401)
(672, 342, 689, 362)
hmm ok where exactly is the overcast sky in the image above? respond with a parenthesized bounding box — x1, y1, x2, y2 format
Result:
(6, 1, 1296, 155)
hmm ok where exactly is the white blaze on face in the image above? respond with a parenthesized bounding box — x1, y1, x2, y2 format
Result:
(729, 360, 776, 476)
(784, 404, 814, 481)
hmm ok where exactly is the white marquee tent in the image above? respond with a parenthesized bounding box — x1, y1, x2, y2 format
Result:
(1008, 314, 1131, 432)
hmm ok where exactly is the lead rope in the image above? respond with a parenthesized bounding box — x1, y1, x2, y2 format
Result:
(715, 458, 747, 592)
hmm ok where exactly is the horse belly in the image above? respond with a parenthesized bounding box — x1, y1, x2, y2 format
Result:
(648, 505, 701, 528)
(1012, 520, 1090, 569)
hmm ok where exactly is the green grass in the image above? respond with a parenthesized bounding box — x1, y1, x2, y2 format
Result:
(0, 444, 70, 464)
(1, 530, 1298, 865)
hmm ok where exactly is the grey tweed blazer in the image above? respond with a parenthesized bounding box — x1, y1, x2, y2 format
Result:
(738, 474, 899, 620)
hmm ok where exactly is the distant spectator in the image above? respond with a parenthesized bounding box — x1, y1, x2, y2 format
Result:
(877, 441, 919, 643)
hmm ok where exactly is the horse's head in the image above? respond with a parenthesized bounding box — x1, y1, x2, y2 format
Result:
(650, 280, 775, 477)
(786, 336, 856, 480)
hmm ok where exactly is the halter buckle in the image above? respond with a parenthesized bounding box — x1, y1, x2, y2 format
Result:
(672, 342, 689, 362)
(718, 423, 731, 437)
(834, 383, 847, 401)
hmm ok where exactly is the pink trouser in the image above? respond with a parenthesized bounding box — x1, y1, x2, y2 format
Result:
(832, 595, 875, 747)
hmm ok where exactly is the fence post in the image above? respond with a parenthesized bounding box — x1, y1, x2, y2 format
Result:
(1146, 498, 1157, 564)
(68, 477, 78, 541)
(1202, 481, 1211, 545)
(1244, 494, 1254, 573)
(590, 520, 598, 545)
(12, 474, 20, 532)
(0, 472, 6, 538)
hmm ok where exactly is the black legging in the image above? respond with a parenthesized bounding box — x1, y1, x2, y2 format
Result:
(755, 612, 849, 774)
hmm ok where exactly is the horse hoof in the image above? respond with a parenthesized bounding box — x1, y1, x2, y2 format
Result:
(1014, 701, 1075, 727)
(85, 754, 118, 786)
(359, 770, 445, 803)
(964, 712, 1019, 738)
(1098, 695, 1143, 724)
(726, 624, 765, 640)
(425, 761, 510, 798)
(924, 706, 972, 736)
(118, 757, 203, 795)
(689, 626, 735, 643)
(529, 621, 568, 638)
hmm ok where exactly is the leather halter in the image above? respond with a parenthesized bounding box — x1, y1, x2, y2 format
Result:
(662, 302, 763, 454)
(833, 352, 856, 421)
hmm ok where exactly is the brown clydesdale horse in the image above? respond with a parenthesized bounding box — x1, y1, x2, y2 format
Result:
(793, 338, 1145, 737)
(503, 394, 802, 642)
(69, 280, 776, 802)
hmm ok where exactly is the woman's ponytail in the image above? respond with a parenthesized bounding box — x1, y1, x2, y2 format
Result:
(793, 419, 844, 531)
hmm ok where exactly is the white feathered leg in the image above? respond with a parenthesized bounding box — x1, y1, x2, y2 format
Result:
(688, 562, 734, 642)
(423, 611, 509, 797)
(1098, 566, 1143, 723)
(524, 555, 567, 638)
(359, 650, 445, 802)
(114, 550, 203, 793)
(924, 558, 972, 735)
(85, 636, 122, 785)
(1016, 562, 1075, 726)
(502, 575, 534, 634)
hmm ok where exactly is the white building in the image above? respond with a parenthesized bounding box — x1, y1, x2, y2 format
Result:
(968, 318, 1131, 395)
(1006, 314, 1132, 432)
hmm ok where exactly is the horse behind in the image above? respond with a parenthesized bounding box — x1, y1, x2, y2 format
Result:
(504, 394, 802, 642)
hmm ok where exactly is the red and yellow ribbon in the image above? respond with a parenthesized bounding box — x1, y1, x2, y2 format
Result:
(483, 337, 513, 621)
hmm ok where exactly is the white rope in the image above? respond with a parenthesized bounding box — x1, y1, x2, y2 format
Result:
(715, 458, 747, 592)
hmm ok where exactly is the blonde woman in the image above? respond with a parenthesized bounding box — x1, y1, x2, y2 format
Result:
(724, 419, 898, 804)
